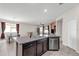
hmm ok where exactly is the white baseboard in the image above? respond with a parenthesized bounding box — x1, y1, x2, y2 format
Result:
(62, 42, 67, 46)
(76, 50, 79, 54)
(62, 42, 79, 54)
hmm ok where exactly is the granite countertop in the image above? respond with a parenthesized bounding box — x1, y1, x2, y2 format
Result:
(13, 35, 60, 44)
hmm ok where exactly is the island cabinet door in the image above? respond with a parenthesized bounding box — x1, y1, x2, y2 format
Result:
(36, 40, 43, 56)
(43, 39, 48, 53)
(23, 42, 36, 56)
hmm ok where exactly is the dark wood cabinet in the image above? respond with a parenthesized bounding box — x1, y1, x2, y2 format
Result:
(23, 41, 36, 56)
(36, 38, 48, 56)
(36, 39, 43, 56)
(43, 39, 47, 53)
(22, 38, 48, 56)
(21, 37, 60, 56)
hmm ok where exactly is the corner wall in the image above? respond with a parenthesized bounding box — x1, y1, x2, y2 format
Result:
(56, 6, 79, 53)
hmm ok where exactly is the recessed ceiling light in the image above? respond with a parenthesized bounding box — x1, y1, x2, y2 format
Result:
(44, 9, 47, 13)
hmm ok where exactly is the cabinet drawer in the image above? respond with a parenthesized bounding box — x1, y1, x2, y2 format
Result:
(23, 41, 36, 56)
(36, 42, 43, 56)
(23, 45, 36, 56)
(23, 41, 36, 48)
(36, 39, 43, 44)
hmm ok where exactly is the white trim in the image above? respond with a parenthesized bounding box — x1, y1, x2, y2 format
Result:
(63, 42, 79, 54)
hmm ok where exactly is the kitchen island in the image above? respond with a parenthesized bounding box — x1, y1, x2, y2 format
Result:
(13, 35, 60, 56)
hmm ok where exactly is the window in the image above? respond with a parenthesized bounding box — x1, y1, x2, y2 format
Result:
(44, 26, 48, 34)
(44, 26, 48, 36)
(39, 25, 49, 36)
(39, 26, 43, 36)
(5, 23, 16, 33)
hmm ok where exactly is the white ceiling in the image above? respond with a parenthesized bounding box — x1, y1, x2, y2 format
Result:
(0, 3, 78, 25)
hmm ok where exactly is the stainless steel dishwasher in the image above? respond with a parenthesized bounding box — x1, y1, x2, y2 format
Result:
(49, 37, 60, 50)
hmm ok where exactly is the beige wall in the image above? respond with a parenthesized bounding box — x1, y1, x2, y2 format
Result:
(19, 23, 37, 36)
(56, 19, 62, 36)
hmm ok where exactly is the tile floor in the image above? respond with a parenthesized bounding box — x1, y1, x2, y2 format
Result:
(42, 44, 79, 56)
(0, 39, 79, 56)
(0, 39, 16, 56)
